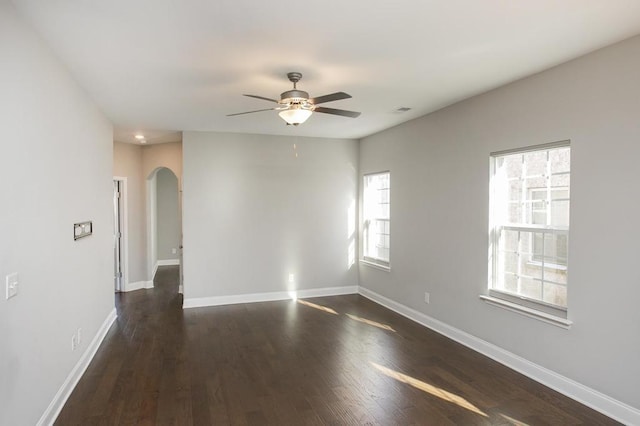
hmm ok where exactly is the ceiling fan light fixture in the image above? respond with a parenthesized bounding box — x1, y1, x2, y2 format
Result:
(278, 107, 313, 125)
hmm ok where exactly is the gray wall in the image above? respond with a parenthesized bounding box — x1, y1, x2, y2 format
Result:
(0, 1, 114, 424)
(183, 132, 359, 299)
(113, 142, 147, 283)
(156, 168, 180, 261)
(359, 35, 640, 410)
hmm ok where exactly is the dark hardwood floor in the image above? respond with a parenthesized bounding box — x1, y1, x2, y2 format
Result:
(55, 266, 617, 425)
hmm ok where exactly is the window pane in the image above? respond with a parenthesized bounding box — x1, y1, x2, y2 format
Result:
(550, 200, 569, 227)
(544, 267, 567, 286)
(508, 179, 522, 202)
(497, 272, 518, 293)
(379, 247, 389, 261)
(500, 155, 523, 179)
(382, 204, 390, 218)
(520, 277, 542, 300)
(549, 147, 570, 174)
(530, 199, 546, 225)
(507, 202, 522, 223)
(528, 231, 543, 258)
(544, 233, 568, 264)
(551, 175, 570, 190)
(500, 229, 519, 252)
(524, 151, 547, 177)
(543, 282, 567, 307)
(503, 273, 518, 293)
(498, 251, 518, 275)
(525, 176, 546, 190)
(521, 253, 542, 281)
(379, 188, 389, 203)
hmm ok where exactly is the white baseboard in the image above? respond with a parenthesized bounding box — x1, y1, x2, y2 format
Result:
(123, 280, 153, 292)
(37, 308, 117, 426)
(152, 259, 179, 280)
(157, 259, 180, 267)
(183, 285, 358, 309)
(358, 287, 640, 425)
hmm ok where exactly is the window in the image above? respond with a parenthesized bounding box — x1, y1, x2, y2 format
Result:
(489, 142, 570, 317)
(363, 172, 390, 268)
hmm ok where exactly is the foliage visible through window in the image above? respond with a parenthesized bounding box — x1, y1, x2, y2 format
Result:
(490, 144, 570, 314)
(363, 172, 390, 267)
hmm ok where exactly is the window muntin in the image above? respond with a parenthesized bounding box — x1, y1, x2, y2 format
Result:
(490, 144, 570, 314)
(363, 172, 390, 267)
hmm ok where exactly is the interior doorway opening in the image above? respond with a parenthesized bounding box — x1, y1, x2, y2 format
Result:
(147, 167, 182, 293)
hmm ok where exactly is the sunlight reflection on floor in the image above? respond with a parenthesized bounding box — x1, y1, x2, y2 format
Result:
(346, 313, 396, 332)
(297, 299, 339, 315)
(370, 362, 487, 417)
(500, 413, 530, 425)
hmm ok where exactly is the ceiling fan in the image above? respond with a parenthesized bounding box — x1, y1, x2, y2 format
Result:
(227, 72, 361, 125)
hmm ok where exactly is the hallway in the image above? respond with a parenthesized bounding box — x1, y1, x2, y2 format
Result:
(56, 266, 184, 424)
(54, 267, 615, 425)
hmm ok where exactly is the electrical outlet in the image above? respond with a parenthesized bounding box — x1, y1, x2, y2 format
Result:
(424, 292, 430, 304)
(171, 248, 177, 254)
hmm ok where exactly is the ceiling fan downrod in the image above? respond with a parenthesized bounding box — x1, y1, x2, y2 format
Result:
(287, 72, 303, 89)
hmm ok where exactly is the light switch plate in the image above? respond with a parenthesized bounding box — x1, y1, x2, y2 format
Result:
(6, 273, 18, 300)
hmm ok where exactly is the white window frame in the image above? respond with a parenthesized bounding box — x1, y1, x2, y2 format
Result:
(487, 141, 570, 322)
(362, 171, 390, 269)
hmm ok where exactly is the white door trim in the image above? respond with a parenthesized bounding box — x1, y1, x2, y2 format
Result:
(113, 176, 129, 291)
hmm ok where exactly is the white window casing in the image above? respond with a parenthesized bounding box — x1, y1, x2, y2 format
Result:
(487, 141, 571, 322)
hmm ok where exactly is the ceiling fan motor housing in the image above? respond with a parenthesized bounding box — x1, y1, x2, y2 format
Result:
(280, 89, 311, 105)
(280, 72, 312, 106)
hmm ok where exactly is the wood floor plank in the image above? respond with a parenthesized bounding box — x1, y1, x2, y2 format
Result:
(54, 266, 620, 425)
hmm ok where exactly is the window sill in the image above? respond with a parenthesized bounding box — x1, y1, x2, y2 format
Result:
(479, 295, 572, 329)
(360, 259, 391, 272)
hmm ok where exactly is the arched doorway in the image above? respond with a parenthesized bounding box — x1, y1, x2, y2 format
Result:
(147, 167, 182, 292)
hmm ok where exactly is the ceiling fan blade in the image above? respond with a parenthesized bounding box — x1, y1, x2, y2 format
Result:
(227, 107, 278, 117)
(243, 94, 279, 103)
(314, 106, 361, 118)
(310, 92, 352, 105)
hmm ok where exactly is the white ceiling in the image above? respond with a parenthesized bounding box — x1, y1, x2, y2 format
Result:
(11, 0, 640, 142)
